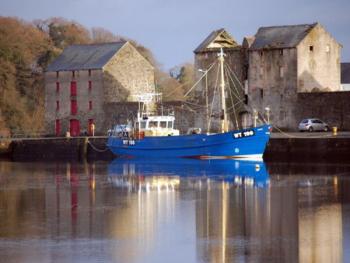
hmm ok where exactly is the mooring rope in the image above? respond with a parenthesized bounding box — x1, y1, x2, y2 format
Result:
(87, 140, 110, 152)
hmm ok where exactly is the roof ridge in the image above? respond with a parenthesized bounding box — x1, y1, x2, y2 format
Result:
(258, 23, 317, 30)
(69, 41, 127, 47)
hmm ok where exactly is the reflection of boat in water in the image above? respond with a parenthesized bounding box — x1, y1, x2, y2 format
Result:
(108, 159, 269, 191)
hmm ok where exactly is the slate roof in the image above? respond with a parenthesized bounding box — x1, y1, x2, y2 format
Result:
(194, 28, 237, 53)
(341, 63, 350, 84)
(47, 41, 127, 72)
(250, 23, 317, 50)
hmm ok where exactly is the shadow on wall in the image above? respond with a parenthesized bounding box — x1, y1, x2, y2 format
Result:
(298, 70, 333, 93)
(103, 71, 130, 103)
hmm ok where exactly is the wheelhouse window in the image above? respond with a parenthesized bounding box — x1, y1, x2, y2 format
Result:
(149, 121, 158, 128)
(140, 121, 146, 129)
(167, 121, 173, 129)
(160, 121, 167, 128)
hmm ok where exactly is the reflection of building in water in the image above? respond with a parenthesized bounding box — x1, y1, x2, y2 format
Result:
(196, 182, 299, 262)
(195, 173, 349, 263)
(298, 177, 343, 263)
(107, 163, 181, 263)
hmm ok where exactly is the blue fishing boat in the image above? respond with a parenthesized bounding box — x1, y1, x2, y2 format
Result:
(107, 49, 271, 160)
(107, 124, 271, 159)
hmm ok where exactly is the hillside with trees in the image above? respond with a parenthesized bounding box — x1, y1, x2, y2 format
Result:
(0, 16, 194, 136)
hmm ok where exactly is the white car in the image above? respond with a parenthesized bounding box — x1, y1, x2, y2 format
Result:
(298, 118, 329, 132)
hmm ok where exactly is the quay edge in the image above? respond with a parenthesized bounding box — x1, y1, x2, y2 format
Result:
(1, 136, 350, 163)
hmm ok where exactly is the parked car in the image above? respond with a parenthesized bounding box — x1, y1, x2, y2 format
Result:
(298, 118, 329, 132)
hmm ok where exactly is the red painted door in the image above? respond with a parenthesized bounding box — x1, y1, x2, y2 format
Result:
(70, 119, 80, 136)
(55, 119, 61, 136)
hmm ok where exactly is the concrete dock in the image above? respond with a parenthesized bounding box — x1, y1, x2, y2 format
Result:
(1, 132, 350, 162)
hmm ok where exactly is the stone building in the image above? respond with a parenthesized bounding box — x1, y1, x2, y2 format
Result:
(248, 23, 342, 129)
(341, 63, 350, 91)
(194, 29, 246, 132)
(45, 41, 154, 136)
(194, 23, 342, 130)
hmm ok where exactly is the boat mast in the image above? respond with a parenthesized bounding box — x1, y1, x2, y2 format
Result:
(219, 48, 228, 133)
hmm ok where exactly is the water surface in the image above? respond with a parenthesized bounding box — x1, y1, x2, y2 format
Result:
(0, 159, 349, 263)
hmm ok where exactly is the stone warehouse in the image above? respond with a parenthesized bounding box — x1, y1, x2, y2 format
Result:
(194, 23, 344, 130)
(45, 41, 154, 136)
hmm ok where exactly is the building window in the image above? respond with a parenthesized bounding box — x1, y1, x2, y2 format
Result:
(279, 49, 283, 56)
(89, 101, 92, 110)
(279, 66, 284, 78)
(56, 71, 59, 78)
(70, 81, 77, 96)
(326, 45, 330, 53)
(56, 82, 60, 93)
(88, 69, 92, 77)
(71, 100, 77, 115)
(56, 101, 60, 111)
(72, 71, 75, 78)
(309, 45, 314, 52)
(244, 94, 248, 105)
(88, 81, 92, 92)
(55, 119, 61, 136)
(260, 51, 263, 57)
(259, 66, 264, 75)
(260, 88, 264, 99)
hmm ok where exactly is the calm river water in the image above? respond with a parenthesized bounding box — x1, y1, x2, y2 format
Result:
(0, 159, 349, 263)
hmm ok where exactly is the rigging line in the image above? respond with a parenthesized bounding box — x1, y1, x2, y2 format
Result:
(224, 64, 242, 101)
(208, 63, 221, 132)
(225, 62, 266, 120)
(184, 61, 217, 97)
(181, 100, 207, 108)
(224, 65, 246, 104)
(224, 69, 239, 129)
(87, 140, 110, 152)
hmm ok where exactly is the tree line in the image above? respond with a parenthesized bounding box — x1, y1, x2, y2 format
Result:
(0, 16, 194, 136)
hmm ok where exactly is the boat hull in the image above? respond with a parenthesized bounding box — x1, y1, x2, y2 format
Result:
(107, 124, 271, 159)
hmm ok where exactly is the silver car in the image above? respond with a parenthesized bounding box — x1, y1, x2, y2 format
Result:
(298, 118, 329, 132)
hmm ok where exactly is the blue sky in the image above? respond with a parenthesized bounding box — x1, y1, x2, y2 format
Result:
(0, 0, 349, 70)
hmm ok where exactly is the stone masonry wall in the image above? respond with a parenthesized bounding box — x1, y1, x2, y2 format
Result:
(248, 48, 298, 130)
(297, 24, 341, 92)
(103, 42, 155, 103)
(194, 48, 245, 132)
(45, 69, 105, 135)
(297, 91, 350, 131)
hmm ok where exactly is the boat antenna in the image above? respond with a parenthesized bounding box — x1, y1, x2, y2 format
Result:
(219, 48, 228, 133)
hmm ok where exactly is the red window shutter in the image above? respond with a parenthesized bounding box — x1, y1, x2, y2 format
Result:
(55, 119, 61, 136)
(71, 81, 77, 96)
(56, 82, 60, 93)
(89, 101, 92, 110)
(88, 81, 92, 91)
(56, 101, 60, 111)
(71, 100, 77, 115)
